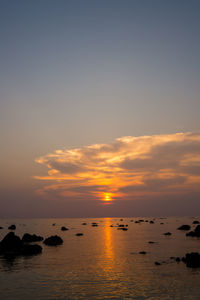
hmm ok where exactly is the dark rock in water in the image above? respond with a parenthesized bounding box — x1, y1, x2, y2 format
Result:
(195, 225, 200, 233)
(154, 261, 161, 265)
(160, 223, 164, 225)
(118, 224, 125, 227)
(91, 223, 98, 227)
(163, 232, 171, 235)
(182, 252, 200, 268)
(135, 221, 140, 223)
(0, 226, 3, 229)
(0, 232, 22, 254)
(192, 220, 200, 224)
(148, 241, 155, 244)
(52, 223, 56, 226)
(145, 220, 148, 222)
(61, 226, 69, 231)
(149, 221, 154, 224)
(22, 233, 44, 243)
(76, 233, 83, 236)
(117, 227, 128, 231)
(43, 235, 63, 246)
(186, 225, 200, 237)
(139, 251, 146, 254)
(21, 244, 42, 256)
(82, 223, 87, 225)
(8, 225, 16, 230)
(0, 232, 42, 257)
(177, 225, 191, 231)
(139, 220, 144, 222)
(120, 219, 123, 221)
(176, 257, 181, 262)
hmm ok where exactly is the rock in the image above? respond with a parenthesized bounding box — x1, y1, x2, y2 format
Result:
(154, 261, 161, 265)
(76, 233, 83, 236)
(176, 257, 181, 262)
(192, 220, 199, 224)
(182, 252, 200, 268)
(22, 233, 43, 243)
(150, 221, 154, 224)
(0, 226, 3, 229)
(91, 223, 98, 227)
(148, 241, 155, 244)
(52, 223, 56, 226)
(0, 232, 22, 254)
(117, 227, 128, 231)
(177, 225, 191, 231)
(186, 225, 200, 237)
(139, 251, 146, 254)
(82, 223, 87, 225)
(43, 235, 63, 246)
(160, 223, 164, 225)
(61, 226, 69, 231)
(21, 244, 42, 256)
(8, 225, 16, 230)
(163, 232, 172, 235)
(0, 232, 42, 257)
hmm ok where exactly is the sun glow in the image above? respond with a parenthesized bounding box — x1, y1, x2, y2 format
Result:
(103, 193, 113, 203)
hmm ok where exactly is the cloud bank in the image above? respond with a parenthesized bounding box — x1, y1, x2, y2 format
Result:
(35, 132, 200, 204)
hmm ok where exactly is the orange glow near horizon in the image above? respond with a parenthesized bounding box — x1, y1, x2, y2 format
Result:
(35, 132, 200, 202)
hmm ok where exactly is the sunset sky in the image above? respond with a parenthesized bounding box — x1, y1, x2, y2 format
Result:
(0, 0, 200, 217)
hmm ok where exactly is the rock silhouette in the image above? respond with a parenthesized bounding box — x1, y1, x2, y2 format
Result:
(177, 225, 191, 230)
(186, 225, 200, 237)
(61, 226, 69, 231)
(22, 233, 44, 243)
(43, 235, 63, 246)
(8, 225, 16, 230)
(0, 232, 42, 257)
(182, 252, 200, 268)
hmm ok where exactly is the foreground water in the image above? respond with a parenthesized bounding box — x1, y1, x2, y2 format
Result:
(0, 217, 200, 299)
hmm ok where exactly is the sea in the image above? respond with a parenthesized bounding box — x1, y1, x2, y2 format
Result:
(0, 217, 200, 300)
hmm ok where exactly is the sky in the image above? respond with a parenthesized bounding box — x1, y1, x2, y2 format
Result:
(0, 0, 200, 217)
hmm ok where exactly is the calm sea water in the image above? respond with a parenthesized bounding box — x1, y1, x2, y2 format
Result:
(0, 217, 200, 300)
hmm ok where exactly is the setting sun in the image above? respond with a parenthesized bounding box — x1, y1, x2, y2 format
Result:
(103, 193, 113, 203)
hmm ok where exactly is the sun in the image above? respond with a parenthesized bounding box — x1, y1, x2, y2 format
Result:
(103, 193, 113, 202)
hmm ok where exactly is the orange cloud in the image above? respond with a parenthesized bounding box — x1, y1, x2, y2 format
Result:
(35, 132, 200, 203)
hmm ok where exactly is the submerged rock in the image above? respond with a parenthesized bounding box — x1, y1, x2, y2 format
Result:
(154, 261, 161, 265)
(22, 233, 44, 243)
(82, 223, 87, 225)
(139, 251, 146, 254)
(8, 225, 16, 230)
(76, 233, 83, 236)
(43, 235, 63, 246)
(177, 225, 191, 231)
(149, 221, 154, 224)
(163, 232, 172, 235)
(182, 252, 200, 268)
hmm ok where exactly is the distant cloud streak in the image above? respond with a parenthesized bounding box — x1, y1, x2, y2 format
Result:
(35, 132, 200, 203)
